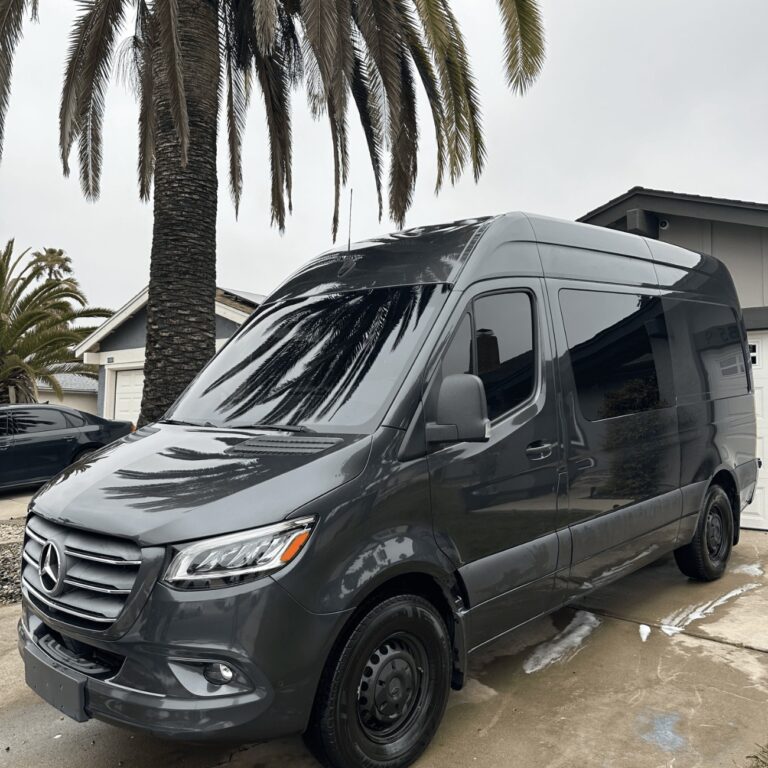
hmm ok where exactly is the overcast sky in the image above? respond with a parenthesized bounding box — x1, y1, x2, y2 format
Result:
(2, 0, 768, 310)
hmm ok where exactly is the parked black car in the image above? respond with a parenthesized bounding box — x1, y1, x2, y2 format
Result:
(0, 404, 133, 491)
(17, 214, 759, 768)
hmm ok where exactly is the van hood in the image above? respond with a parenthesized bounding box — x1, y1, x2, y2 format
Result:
(30, 423, 372, 546)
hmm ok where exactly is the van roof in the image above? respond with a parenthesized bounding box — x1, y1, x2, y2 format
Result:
(266, 212, 731, 304)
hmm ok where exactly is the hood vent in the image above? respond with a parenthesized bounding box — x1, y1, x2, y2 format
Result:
(225, 435, 343, 457)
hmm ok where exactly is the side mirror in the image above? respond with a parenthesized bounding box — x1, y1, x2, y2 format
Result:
(426, 374, 491, 444)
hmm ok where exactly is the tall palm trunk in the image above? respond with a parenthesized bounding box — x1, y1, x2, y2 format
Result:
(139, 1, 220, 426)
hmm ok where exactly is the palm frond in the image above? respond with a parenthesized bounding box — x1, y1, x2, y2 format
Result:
(135, 0, 155, 200)
(225, 31, 249, 215)
(388, 48, 418, 227)
(441, 0, 484, 180)
(71, 0, 129, 199)
(347, 39, 384, 219)
(301, 0, 338, 93)
(253, 0, 277, 55)
(393, 0, 446, 191)
(59, 3, 91, 176)
(253, 46, 293, 230)
(496, 0, 545, 94)
(0, 0, 27, 165)
(154, 0, 189, 164)
(0, 241, 111, 404)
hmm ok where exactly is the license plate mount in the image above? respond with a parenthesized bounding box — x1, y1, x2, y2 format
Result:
(25, 651, 88, 722)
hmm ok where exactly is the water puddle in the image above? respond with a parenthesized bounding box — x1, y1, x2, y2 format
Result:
(659, 583, 760, 636)
(523, 610, 601, 674)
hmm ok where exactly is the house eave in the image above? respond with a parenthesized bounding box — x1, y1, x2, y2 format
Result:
(580, 187, 768, 231)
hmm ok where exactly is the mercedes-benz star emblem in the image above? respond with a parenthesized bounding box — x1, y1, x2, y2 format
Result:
(38, 541, 65, 596)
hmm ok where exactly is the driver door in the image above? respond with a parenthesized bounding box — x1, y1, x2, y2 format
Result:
(426, 278, 565, 650)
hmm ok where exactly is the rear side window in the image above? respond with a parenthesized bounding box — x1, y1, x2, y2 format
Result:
(0, 413, 9, 437)
(473, 293, 536, 419)
(64, 411, 87, 427)
(664, 299, 748, 400)
(13, 408, 68, 434)
(559, 290, 672, 421)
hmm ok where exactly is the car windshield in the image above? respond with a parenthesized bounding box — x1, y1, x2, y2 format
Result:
(168, 284, 448, 433)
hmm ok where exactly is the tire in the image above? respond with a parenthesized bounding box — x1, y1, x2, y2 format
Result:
(674, 485, 734, 581)
(305, 594, 452, 768)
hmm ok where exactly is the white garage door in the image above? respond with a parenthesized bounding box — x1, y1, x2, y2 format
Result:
(744, 333, 768, 530)
(113, 368, 144, 425)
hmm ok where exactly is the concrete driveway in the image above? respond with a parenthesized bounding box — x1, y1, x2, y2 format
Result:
(1, 531, 766, 768)
(0, 492, 32, 522)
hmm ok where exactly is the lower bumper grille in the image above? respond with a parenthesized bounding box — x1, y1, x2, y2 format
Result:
(22, 513, 142, 631)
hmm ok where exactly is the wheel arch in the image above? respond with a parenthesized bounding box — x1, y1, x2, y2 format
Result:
(322, 565, 471, 693)
(707, 467, 740, 545)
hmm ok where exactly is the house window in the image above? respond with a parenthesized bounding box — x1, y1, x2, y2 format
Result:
(749, 342, 759, 367)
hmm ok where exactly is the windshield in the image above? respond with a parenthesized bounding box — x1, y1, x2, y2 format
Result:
(168, 284, 448, 433)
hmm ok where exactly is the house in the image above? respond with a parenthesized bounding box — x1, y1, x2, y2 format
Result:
(580, 187, 768, 530)
(75, 286, 263, 425)
(36, 373, 98, 414)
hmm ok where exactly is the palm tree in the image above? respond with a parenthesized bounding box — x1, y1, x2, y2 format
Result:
(0, 240, 111, 404)
(0, 0, 546, 425)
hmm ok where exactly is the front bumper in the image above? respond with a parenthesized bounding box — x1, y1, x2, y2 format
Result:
(18, 576, 351, 742)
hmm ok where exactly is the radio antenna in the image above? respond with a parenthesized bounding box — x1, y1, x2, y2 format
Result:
(347, 188, 354, 253)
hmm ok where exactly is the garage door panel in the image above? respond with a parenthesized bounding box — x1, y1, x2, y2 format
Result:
(113, 368, 144, 425)
(742, 487, 765, 529)
(746, 332, 767, 530)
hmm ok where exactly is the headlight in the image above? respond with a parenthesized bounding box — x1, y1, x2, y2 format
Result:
(164, 516, 315, 588)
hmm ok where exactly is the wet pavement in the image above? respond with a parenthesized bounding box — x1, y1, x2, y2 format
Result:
(0, 531, 766, 768)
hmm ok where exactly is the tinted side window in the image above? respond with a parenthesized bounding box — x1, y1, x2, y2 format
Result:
(0, 413, 9, 437)
(473, 292, 535, 419)
(664, 299, 748, 400)
(64, 411, 87, 427)
(14, 408, 68, 433)
(560, 290, 672, 421)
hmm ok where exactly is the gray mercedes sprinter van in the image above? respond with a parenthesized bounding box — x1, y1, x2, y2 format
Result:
(18, 213, 759, 768)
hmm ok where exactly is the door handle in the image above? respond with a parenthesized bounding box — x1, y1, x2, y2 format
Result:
(525, 441, 554, 461)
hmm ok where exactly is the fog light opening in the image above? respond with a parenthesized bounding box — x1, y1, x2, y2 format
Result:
(204, 662, 234, 685)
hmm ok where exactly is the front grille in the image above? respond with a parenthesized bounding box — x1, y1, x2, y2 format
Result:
(22, 513, 142, 631)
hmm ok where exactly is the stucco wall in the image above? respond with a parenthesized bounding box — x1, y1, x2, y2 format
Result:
(37, 390, 98, 415)
(100, 308, 243, 352)
(660, 216, 768, 310)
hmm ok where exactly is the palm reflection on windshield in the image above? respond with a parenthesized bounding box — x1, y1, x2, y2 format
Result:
(169, 284, 444, 431)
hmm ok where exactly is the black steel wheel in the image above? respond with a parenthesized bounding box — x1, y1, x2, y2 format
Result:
(305, 594, 451, 768)
(674, 485, 734, 581)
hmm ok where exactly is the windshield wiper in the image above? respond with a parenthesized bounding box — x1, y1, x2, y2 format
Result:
(244, 423, 314, 434)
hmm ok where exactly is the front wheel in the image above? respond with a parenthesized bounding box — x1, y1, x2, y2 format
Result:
(305, 594, 452, 768)
(674, 485, 734, 581)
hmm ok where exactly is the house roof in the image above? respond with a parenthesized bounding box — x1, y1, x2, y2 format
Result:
(75, 284, 263, 357)
(37, 373, 98, 393)
(220, 287, 266, 306)
(579, 186, 768, 230)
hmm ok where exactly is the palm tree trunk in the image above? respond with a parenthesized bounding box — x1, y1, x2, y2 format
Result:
(139, 0, 220, 426)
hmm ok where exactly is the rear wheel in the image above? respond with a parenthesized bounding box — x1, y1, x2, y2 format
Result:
(305, 594, 451, 768)
(674, 485, 733, 581)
